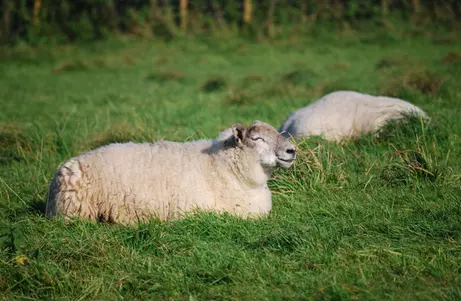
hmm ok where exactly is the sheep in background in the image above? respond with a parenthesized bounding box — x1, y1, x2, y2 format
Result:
(46, 120, 296, 224)
(280, 91, 428, 142)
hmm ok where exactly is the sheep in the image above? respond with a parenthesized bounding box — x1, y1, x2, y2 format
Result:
(279, 91, 428, 142)
(46, 120, 296, 224)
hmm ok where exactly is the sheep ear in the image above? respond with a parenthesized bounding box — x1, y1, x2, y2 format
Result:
(252, 120, 263, 126)
(231, 123, 246, 146)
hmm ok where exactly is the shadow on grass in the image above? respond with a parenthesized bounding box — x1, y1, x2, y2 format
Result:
(29, 199, 47, 217)
(200, 76, 227, 93)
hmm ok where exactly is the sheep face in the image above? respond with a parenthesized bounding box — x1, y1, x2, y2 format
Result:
(232, 120, 296, 169)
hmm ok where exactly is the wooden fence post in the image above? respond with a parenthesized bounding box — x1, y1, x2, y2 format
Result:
(180, 0, 188, 32)
(412, 0, 421, 15)
(267, 0, 276, 38)
(381, 0, 389, 16)
(300, 1, 308, 23)
(33, 0, 41, 24)
(243, 0, 253, 24)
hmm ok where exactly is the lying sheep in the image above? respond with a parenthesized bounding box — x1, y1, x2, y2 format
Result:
(280, 91, 428, 142)
(46, 120, 296, 224)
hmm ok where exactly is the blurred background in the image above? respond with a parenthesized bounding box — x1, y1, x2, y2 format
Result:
(1, 0, 460, 44)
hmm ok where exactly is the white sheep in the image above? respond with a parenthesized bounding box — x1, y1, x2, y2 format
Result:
(280, 91, 428, 142)
(46, 121, 296, 224)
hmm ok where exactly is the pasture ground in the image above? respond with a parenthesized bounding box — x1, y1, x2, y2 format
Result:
(1, 29, 461, 300)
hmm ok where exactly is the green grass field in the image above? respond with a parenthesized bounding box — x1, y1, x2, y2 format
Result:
(1, 29, 461, 300)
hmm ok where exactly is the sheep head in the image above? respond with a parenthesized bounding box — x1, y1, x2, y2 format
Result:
(231, 120, 296, 169)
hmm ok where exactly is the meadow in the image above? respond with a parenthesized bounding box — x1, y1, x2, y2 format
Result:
(1, 27, 461, 300)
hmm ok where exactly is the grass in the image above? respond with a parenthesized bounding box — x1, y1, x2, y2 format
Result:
(1, 29, 461, 300)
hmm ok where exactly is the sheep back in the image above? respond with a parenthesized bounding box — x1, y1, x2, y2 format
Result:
(280, 91, 427, 141)
(46, 141, 272, 224)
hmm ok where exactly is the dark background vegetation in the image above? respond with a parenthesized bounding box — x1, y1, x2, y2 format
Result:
(1, 0, 460, 44)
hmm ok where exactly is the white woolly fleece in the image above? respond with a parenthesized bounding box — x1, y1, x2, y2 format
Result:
(46, 121, 296, 224)
(280, 91, 427, 142)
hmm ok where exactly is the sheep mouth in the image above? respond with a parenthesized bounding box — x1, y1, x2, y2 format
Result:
(276, 157, 295, 168)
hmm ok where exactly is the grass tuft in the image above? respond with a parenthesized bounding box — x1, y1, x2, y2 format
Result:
(431, 33, 459, 45)
(225, 90, 253, 106)
(246, 226, 307, 254)
(145, 70, 185, 83)
(0, 124, 39, 166)
(380, 67, 444, 97)
(82, 124, 156, 151)
(52, 59, 92, 73)
(0, 125, 26, 166)
(375, 54, 414, 69)
(318, 80, 354, 95)
(240, 73, 265, 88)
(279, 68, 317, 86)
(327, 61, 351, 71)
(442, 51, 461, 64)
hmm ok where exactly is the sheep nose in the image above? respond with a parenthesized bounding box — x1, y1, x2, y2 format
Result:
(286, 148, 296, 155)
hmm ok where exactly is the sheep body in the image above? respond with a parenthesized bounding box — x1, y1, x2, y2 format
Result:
(46, 121, 295, 224)
(280, 91, 428, 141)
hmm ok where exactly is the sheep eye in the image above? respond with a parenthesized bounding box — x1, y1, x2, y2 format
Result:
(251, 137, 265, 142)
